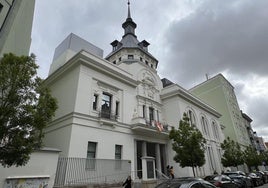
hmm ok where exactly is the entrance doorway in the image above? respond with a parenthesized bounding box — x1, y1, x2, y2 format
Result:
(136, 140, 167, 179)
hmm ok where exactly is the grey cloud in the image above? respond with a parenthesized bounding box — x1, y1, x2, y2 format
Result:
(161, 0, 268, 88)
(159, 0, 268, 139)
(232, 79, 268, 139)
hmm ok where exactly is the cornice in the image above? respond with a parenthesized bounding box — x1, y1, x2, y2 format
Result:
(44, 50, 139, 88)
(161, 85, 221, 118)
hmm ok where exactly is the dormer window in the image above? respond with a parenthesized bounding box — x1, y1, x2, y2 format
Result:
(128, 55, 134, 59)
(111, 40, 121, 52)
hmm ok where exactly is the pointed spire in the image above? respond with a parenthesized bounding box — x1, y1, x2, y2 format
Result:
(122, 0, 136, 36)
(127, 0, 131, 18)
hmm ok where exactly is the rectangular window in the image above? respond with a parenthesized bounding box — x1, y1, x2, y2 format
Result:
(86, 142, 97, 170)
(207, 146, 215, 171)
(143, 105, 146, 118)
(128, 55, 134, 59)
(149, 107, 154, 124)
(115, 145, 122, 169)
(115, 145, 122, 159)
(115, 101, 119, 116)
(101, 93, 112, 118)
(93, 94, 98, 110)
(212, 121, 219, 139)
(217, 148, 222, 164)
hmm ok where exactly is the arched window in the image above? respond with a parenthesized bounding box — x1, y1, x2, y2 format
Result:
(212, 121, 219, 139)
(201, 116, 209, 136)
(186, 109, 196, 127)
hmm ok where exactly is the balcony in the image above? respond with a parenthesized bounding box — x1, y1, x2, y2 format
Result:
(131, 118, 170, 138)
(99, 110, 118, 120)
(98, 110, 118, 126)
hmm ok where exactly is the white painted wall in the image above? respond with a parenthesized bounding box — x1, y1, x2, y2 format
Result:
(161, 85, 224, 177)
(0, 148, 60, 188)
(44, 48, 225, 180)
(48, 65, 80, 119)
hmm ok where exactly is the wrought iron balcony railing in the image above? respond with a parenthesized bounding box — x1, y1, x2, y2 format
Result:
(98, 110, 118, 121)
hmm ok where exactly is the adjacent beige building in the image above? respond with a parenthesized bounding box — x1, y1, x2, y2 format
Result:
(0, 0, 35, 56)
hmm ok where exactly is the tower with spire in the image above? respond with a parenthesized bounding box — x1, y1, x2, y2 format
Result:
(106, 0, 158, 70)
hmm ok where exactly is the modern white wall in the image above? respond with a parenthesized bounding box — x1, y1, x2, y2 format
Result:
(0, 148, 60, 188)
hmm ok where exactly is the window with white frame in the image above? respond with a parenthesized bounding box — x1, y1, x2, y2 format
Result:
(187, 109, 196, 126)
(101, 92, 112, 118)
(128, 54, 134, 59)
(142, 105, 146, 118)
(217, 148, 222, 164)
(115, 145, 122, 159)
(86, 142, 97, 170)
(149, 107, 154, 124)
(212, 121, 219, 139)
(115, 145, 122, 169)
(207, 146, 215, 171)
(115, 101, 119, 117)
(201, 116, 209, 136)
(93, 94, 98, 110)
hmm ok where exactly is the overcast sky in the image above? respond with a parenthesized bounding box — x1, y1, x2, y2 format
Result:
(30, 0, 268, 141)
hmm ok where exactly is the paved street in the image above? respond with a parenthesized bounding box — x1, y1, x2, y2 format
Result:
(259, 184, 268, 188)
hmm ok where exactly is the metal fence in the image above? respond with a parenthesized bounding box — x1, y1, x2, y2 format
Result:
(54, 158, 131, 187)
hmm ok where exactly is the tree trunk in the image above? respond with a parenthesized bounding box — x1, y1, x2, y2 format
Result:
(192, 166, 196, 177)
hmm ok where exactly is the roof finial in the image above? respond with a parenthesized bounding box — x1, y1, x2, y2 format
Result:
(127, 0, 131, 18)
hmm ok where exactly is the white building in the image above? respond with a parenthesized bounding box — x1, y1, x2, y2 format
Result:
(0, 0, 35, 56)
(44, 2, 225, 186)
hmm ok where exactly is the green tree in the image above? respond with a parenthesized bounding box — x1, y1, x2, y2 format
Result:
(243, 146, 262, 171)
(261, 151, 268, 168)
(169, 113, 206, 177)
(221, 137, 244, 170)
(0, 53, 57, 167)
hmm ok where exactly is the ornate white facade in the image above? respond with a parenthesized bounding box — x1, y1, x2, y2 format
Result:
(43, 3, 225, 182)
